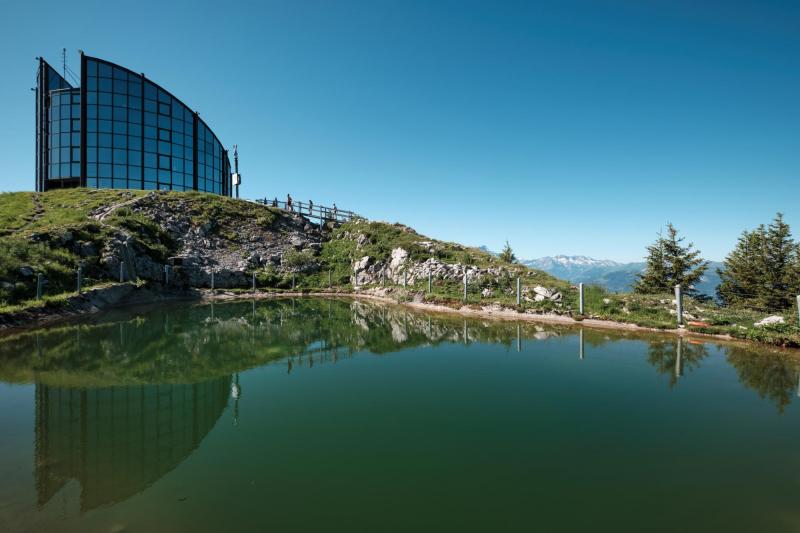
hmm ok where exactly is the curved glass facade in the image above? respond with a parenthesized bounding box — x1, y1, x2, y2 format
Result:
(36, 54, 231, 195)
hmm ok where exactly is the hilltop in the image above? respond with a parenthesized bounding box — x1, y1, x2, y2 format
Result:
(0, 189, 567, 310)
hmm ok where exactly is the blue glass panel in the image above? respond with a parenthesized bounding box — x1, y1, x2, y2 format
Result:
(144, 153, 156, 168)
(99, 92, 112, 105)
(87, 148, 97, 163)
(98, 63, 111, 78)
(113, 122, 127, 135)
(113, 107, 126, 121)
(129, 124, 142, 137)
(87, 133, 97, 147)
(87, 105, 97, 119)
(71, 163, 80, 176)
(99, 120, 112, 133)
(129, 166, 141, 179)
(86, 60, 98, 76)
(128, 136, 142, 151)
(99, 134, 112, 148)
(113, 94, 127, 107)
(113, 135, 127, 149)
(99, 105, 112, 120)
(113, 79, 127, 93)
(99, 148, 112, 163)
(99, 78, 112, 92)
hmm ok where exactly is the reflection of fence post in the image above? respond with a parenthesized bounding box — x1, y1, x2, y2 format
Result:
(579, 328, 585, 360)
(77, 265, 83, 295)
(119, 261, 125, 283)
(797, 295, 800, 327)
(675, 285, 683, 325)
(516, 277, 521, 305)
(579, 283, 584, 314)
(463, 272, 468, 302)
(36, 273, 43, 300)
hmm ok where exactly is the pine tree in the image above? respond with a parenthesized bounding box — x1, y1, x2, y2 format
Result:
(717, 226, 767, 307)
(499, 241, 516, 263)
(717, 213, 800, 311)
(634, 224, 709, 295)
(762, 213, 799, 310)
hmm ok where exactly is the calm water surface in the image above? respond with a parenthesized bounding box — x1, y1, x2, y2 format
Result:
(1, 298, 800, 532)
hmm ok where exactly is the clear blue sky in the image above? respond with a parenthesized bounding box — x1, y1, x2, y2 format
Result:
(1, 0, 798, 262)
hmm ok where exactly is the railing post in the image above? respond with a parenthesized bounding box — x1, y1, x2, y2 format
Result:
(675, 284, 683, 325)
(579, 283, 584, 314)
(463, 272, 468, 302)
(77, 265, 82, 295)
(119, 261, 125, 283)
(516, 277, 521, 306)
(36, 273, 43, 300)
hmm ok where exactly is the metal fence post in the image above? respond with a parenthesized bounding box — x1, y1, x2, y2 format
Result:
(579, 283, 584, 314)
(252, 272, 256, 294)
(428, 271, 432, 293)
(675, 285, 683, 325)
(463, 272, 468, 302)
(516, 277, 521, 306)
(36, 273, 43, 300)
(797, 295, 800, 327)
(211, 269, 215, 290)
(119, 261, 125, 283)
(77, 266, 83, 295)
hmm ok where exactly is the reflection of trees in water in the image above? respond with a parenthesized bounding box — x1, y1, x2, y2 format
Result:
(34, 377, 229, 512)
(0, 299, 578, 386)
(647, 339, 709, 389)
(726, 346, 800, 414)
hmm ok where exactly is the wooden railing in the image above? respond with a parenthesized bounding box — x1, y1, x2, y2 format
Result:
(253, 197, 360, 224)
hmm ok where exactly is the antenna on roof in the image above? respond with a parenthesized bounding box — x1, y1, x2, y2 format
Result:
(232, 145, 241, 199)
(62, 48, 66, 79)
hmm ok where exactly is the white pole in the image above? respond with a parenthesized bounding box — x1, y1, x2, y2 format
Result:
(77, 266, 82, 295)
(119, 261, 125, 283)
(463, 272, 467, 302)
(428, 271, 432, 293)
(579, 283, 584, 314)
(675, 285, 683, 325)
(211, 269, 215, 290)
(516, 277, 521, 306)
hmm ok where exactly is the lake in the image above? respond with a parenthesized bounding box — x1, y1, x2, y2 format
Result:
(1, 297, 799, 532)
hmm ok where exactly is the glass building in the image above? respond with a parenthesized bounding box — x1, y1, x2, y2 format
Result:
(35, 54, 232, 195)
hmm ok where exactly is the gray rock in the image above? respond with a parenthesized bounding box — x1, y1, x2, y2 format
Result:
(754, 315, 785, 327)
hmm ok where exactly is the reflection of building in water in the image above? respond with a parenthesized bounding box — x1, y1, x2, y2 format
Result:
(34, 378, 229, 512)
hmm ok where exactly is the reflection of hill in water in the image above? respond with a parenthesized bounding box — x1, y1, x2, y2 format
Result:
(35, 377, 229, 512)
(0, 297, 798, 411)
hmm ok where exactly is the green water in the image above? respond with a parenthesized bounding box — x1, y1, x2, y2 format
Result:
(1, 298, 800, 532)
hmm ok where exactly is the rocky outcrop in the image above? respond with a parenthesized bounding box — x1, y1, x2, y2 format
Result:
(91, 192, 327, 288)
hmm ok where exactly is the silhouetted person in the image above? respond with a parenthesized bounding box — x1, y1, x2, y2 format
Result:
(272, 197, 278, 207)
(308, 199, 313, 215)
(332, 203, 338, 218)
(287, 193, 293, 212)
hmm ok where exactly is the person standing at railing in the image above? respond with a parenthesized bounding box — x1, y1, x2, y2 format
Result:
(287, 193, 293, 212)
(308, 200, 313, 216)
(333, 203, 338, 219)
(272, 197, 278, 207)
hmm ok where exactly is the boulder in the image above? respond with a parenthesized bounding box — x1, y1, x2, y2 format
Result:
(754, 316, 785, 327)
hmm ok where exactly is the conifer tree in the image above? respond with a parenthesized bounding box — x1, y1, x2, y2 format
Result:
(634, 224, 709, 295)
(717, 213, 800, 311)
(717, 226, 766, 307)
(499, 241, 516, 263)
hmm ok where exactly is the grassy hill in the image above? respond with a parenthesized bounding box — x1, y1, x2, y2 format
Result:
(0, 189, 567, 310)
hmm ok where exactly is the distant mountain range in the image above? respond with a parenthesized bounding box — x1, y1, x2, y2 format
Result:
(478, 248, 722, 296)
(522, 255, 723, 296)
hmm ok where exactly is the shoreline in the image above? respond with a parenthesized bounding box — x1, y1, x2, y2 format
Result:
(2, 283, 793, 353)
